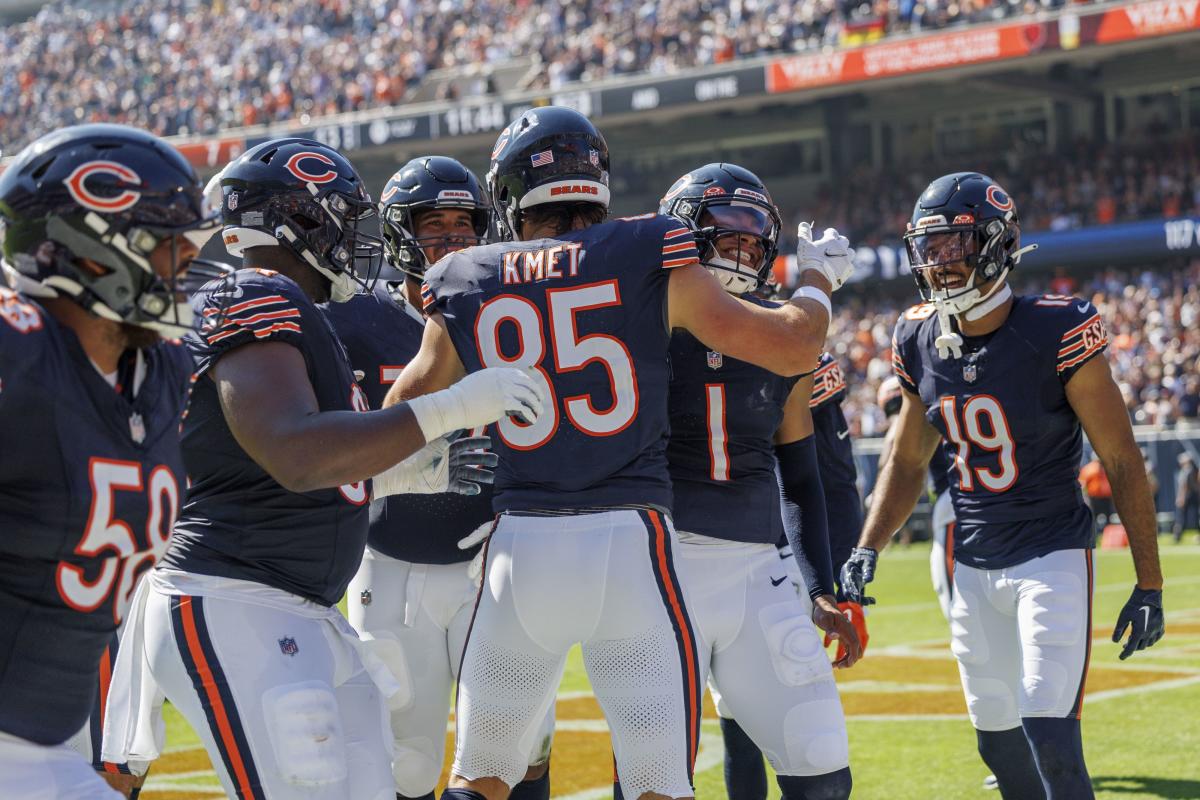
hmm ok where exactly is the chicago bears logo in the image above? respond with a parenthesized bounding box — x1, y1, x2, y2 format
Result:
(985, 185, 1014, 212)
(63, 161, 143, 212)
(661, 175, 691, 203)
(283, 152, 338, 184)
(379, 183, 401, 204)
(491, 129, 512, 159)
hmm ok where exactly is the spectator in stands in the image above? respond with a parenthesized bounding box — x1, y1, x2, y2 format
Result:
(1080, 457, 1115, 536)
(1175, 454, 1200, 543)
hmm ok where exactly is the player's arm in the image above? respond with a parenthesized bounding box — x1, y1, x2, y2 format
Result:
(668, 264, 830, 376)
(383, 311, 466, 404)
(842, 389, 940, 604)
(212, 341, 426, 492)
(775, 376, 862, 668)
(1064, 354, 1165, 658)
(1065, 356, 1162, 590)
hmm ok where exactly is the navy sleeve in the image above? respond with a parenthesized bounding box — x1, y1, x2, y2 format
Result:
(1047, 297, 1109, 384)
(0, 288, 49, 372)
(189, 272, 307, 377)
(776, 435, 835, 600)
(808, 352, 847, 410)
(891, 304, 932, 395)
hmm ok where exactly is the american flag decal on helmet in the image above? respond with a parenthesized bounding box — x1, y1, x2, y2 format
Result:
(530, 150, 555, 168)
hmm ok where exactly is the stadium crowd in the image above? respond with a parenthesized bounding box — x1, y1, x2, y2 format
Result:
(826, 261, 1200, 437)
(2, 0, 1093, 152)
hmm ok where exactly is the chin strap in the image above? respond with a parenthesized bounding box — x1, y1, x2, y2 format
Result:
(963, 282, 1012, 322)
(934, 305, 964, 360)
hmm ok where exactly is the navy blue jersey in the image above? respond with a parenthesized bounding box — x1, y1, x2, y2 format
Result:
(321, 283, 492, 563)
(667, 296, 800, 543)
(892, 294, 1107, 569)
(0, 288, 190, 745)
(160, 270, 369, 606)
(424, 213, 699, 513)
(928, 443, 952, 498)
(809, 353, 863, 572)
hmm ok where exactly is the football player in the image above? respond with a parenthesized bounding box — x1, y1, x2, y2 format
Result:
(324, 156, 554, 800)
(651, 165, 860, 800)
(874, 375, 956, 620)
(842, 173, 1165, 799)
(101, 138, 543, 800)
(716, 350, 869, 800)
(0, 124, 216, 798)
(385, 107, 853, 800)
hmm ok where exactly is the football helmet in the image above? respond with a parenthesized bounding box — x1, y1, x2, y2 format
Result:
(487, 106, 610, 241)
(903, 172, 1036, 316)
(378, 156, 489, 279)
(216, 138, 382, 302)
(0, 124, 218, 336)
(659, 163, 781, 295)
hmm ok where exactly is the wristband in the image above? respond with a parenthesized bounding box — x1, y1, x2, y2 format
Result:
(791, 285, 832, 318)
(406, 388, 465, 443)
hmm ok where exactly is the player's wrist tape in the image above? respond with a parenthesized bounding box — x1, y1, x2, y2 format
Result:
(791, 285, 832, 318)
(406, 387, 467, 443)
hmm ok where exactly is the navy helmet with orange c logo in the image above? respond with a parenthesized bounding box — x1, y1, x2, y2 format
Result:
(0, 123, 218, 335)
(902, 171, 1033, 316)
(216, 138, 382, 302)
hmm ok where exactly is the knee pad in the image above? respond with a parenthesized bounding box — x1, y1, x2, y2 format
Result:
(361, 631, 414, 712)
(392, 737, 440, 797)
(777, 767, 852, 800)
(782, 701, 849, 774)
(759, 603, 828, 688)
(261, 681, 347, 787)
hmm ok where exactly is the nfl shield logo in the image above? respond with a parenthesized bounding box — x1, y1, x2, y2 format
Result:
(278, 637, 299, 656)
(707, 351, 723, 370)
(129, 412, 146, 444)
(227, 192, 238, 211)
(589, 148, 600, 167)
(360, 589, 372, 606)
(963, 363, 978, 384)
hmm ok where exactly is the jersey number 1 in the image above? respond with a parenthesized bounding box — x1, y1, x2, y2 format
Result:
(475, 281, 638, 450)
(939, 395, 1018, 492)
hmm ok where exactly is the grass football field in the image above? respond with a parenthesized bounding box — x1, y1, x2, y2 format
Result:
(141, 540, 1200, 799)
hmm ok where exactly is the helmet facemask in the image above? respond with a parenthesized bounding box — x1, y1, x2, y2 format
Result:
(381, 203, 488, 280)
(31, 205, 218, 339)
(685, 199, 780, 295)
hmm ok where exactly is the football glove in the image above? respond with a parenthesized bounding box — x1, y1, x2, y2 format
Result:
(407, 367, 545, 442)
(839, 547, 878, 606)
(459, 520, 496, 587)
(1112, 586, 1165, 660)
(373, 434, 497, 497)
(824, 600, 870, 662)
(796, 222, 855, 292)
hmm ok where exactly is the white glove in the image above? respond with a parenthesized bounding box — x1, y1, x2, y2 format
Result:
(796, 222, 855, 292)
(373, 434, 498, 498)
(458, 521, 495, 587)
(406, 367, 545, 443)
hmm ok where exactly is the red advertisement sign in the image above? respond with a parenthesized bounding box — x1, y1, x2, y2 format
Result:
(766, 0, 1200, 94)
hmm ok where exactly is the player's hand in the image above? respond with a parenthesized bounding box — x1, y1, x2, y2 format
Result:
(455, 367, 546, 428)
(839, 547, 878, 606)
(446, 434, 498, 495)
(823, 601, 869, 663)
(1112, 586, 1165, 660)
(796, 223, 855, 292)
(812, 594, 862, 669)
(412, 367, 547, 441)
(458, 521, 496, 587)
